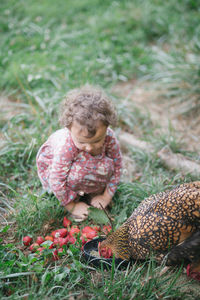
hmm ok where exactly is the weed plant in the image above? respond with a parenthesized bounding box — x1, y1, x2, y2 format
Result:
(0, 0, 200, 298)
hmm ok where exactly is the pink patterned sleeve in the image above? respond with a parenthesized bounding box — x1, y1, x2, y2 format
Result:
(48, 137, 77, 206)
(105, 129, 122, 196)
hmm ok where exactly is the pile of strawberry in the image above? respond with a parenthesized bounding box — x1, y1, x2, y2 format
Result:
(22, 216, 112, 261)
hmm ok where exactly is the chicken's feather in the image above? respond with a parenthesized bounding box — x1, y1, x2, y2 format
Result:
(100, 181, 200, 267)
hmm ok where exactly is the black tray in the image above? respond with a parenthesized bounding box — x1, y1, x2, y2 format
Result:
(82, 237, 130, 269)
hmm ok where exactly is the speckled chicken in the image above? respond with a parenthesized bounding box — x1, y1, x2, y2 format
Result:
(99, 181, 200, 270)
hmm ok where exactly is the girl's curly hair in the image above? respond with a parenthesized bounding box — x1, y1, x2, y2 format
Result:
(59, 85, 117, 137)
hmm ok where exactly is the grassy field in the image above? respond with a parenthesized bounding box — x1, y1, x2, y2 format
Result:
(0, 0, 200, 299)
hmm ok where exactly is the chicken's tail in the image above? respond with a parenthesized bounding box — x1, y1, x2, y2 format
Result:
(166, 231, 200, 269)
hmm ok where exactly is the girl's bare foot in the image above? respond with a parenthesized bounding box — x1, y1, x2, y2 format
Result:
(65, 201, 89, 221)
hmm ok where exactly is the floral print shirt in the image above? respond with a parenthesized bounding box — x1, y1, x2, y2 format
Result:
(36, 127, 122, 206)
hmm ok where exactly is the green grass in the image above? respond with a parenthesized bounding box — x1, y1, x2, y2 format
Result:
(0, 0, 200, 298)
(0, 227, 188, 299)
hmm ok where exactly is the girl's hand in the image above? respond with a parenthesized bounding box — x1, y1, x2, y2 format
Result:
(91, 189, 112, 209)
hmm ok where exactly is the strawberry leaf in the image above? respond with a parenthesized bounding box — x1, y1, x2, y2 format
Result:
(88, 207, 109, 224)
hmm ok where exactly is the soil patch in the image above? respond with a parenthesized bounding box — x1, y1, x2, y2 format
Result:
(113, 80, 200, 154)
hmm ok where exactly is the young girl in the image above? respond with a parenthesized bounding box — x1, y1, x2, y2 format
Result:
(36, 85, 122, 221)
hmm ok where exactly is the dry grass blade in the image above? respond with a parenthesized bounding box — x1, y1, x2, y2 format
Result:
(99, 203, 114, 232)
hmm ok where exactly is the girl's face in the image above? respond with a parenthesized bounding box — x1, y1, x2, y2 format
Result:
(70, 121, 107, 156)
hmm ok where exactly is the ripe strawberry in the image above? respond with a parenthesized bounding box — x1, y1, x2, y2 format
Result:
(69, 226, 80, 236)
(82, 226, 92, 233)
(63, 216, 72, 228)
(68, 236, 76, 244)
(49, 243, 55, 249)
(36, 236, 44, 245)
(52, 249, 59, 261)
(37, 247, 44, 253)
(82, 226, 98, 239)
(53, 237, 69, 248)
(58, 248, 64, 255)
(80, 235, 87, 246)
(45, 235, 54, 242)
(51, 228, 68, 238)
(23, 236, 32, 246)
(92, 225, 101, 232)
(102, 225, 112, 235)
(83, 230, 97, 239)
(29, 243, 39, 252)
